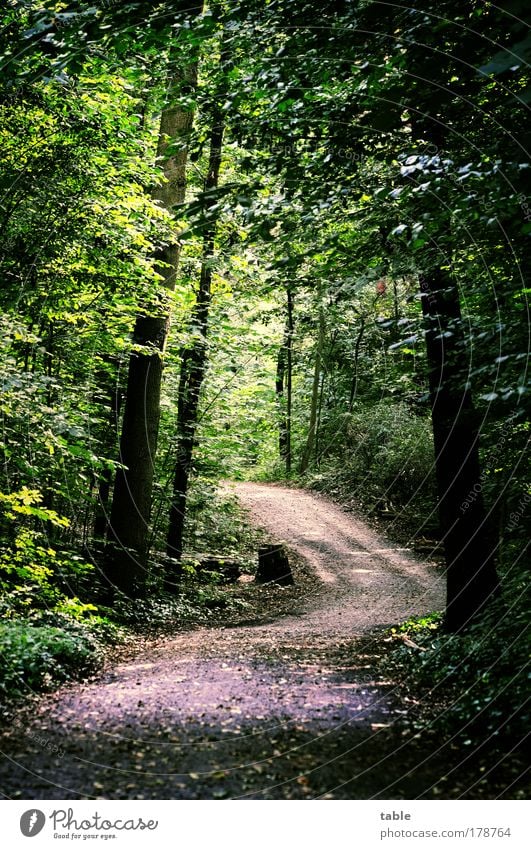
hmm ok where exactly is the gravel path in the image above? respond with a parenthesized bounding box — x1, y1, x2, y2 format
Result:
(231, 482, 444, 634)
(0, 483, 492, 801)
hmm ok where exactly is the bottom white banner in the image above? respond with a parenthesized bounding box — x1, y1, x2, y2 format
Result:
(1, 800, 529, 849)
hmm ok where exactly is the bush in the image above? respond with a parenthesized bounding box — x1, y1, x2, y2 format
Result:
(0, 487, 94, 614)
(308, 401, 437, 535)
(180, 480, 266, 561)
(386, 566, 530, 747)
(0, 618, 104, 704)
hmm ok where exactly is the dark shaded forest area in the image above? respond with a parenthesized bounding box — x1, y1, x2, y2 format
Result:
(0, 0, 529, 800)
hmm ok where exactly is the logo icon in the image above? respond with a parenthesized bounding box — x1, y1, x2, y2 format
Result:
(20, 810, 46, 837)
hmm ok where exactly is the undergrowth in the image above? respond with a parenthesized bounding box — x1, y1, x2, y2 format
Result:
(304, 402, 438, 539)
(0, 613, 118, 712)
(108, 583, 252, 633)
(386, 563, 530, 749)
(181, 480, 267, 559)
(0, 485, 261, 710)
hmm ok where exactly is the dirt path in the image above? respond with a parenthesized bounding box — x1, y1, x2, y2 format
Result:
(231, 483, 444, 634)
(0, 484, 504, 800)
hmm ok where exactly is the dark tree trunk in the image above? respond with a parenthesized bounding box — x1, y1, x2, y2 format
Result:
(276, 286, 294, 474)
(314, 368, 325, 465)
(165, 97, 226, 578)
(276, 338, 287, 457)
(420, 269, 499, 632)
(106, 59, 199, 593)
(286, 287, 294, 475)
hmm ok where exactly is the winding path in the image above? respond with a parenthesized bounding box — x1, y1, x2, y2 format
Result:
(0, 484, 462, 800)
(232, 483, 443, 635)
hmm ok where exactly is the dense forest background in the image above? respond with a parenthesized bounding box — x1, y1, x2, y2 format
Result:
(0, 0, 529, 789)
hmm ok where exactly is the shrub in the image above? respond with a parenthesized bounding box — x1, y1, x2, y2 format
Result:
(0, 487, 94, 614)
(0, 618, 103, 704)
(308, 401, 437, 534)
(386, 566, 530, 746)
(180, 480, 266, 561)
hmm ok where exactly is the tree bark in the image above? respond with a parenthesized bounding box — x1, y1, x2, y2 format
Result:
(420, 269, 499, 632)
(315, 365, 326, 466)
(286, 287, 294, 475)
(276, 285, 294, 474)
(106, 59, 198, 593)
(165, 96, 225, 577)
(276, 342, 287, 456)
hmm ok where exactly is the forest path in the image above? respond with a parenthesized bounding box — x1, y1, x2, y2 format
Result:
(0, 484, 464, 800)
(230, 482, 444, 635)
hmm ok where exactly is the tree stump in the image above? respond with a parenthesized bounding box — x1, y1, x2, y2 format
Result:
(256, 544, 294, 585)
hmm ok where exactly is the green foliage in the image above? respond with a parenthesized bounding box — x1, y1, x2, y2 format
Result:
(180, 481, 266, 562)
(0, 617, 104, 704)
(109, 586, 250, 632)
(391, 612, 443, 635)
(0, 0, 527, 707)
(0, 487, 69, 528)
(0, 486, 95, 613)
(387, 567, 530, 745)
(0, 41, 171, 554)
(307, 402, 438, 536)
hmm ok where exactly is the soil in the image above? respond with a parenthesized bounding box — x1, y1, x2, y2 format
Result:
(0, 484, 526, 800)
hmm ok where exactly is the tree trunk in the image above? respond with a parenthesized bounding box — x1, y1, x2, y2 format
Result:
(286, 287, 294, 475)
(165, 97, 226, 577)
(106, 59, 198, 593)
(276, 336, 286, 457)
(420, 269, 499, 632)
(315, 367, 326, 466)
(256, 544, 293, 585)
(299, 306, 325, 474)
(276, 286, 294, 474)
